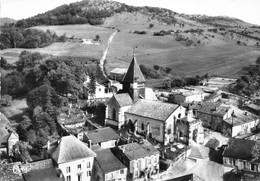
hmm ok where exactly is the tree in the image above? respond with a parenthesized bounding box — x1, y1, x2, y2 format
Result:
(88, 73, 96, 98)
(12, 141, 32, 163)
(0, 57, 7, 68)
(149, 23, 154, 28)
(95, 34, 100, 41)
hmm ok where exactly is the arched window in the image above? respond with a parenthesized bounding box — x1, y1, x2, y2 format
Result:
(112, 108, 116, 120)
(141, 122, 145, 130)
(178, 113, 181, 118)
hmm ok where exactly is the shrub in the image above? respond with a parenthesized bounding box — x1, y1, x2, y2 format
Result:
(133, 30, 147, 35)
(149, 23, 154, 28)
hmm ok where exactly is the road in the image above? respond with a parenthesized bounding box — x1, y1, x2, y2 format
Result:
(99, 30, 117, 78)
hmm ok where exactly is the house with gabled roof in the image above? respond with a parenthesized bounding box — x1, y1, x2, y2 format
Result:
(48, 135, 96, 181)
(125, 99, 186, 145)
(223, 138, 260, 173)
(83, 127, 120, 150)
(93, 148, 127, 181)
(112, 140, 159, 180)
(0, 112, 19, 156)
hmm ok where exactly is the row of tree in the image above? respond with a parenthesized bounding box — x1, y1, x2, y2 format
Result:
(0, 26, 67, 49)
(1, 51, 105, 159)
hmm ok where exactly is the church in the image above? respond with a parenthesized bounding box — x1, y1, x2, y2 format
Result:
(105, 55, 202, 145)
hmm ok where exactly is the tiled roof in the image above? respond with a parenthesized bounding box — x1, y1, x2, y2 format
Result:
(205, 139, 220, 149)
(223, 138, 255, 161)
(122, 55, 146, 83)
(0, 162, 23, 181)
(49, 135, 96, 164)
(118, 140, 159, 160)
(95, 149, 126, 174)
(85, 127, 120, 144)
(126, 100, 179, 121)
(23, 159, 64, 181)
(223, 106, 259, 126)
(139, 87, 158, 101)
(188, 146, 209, 159)
(114, 93, 133, 107)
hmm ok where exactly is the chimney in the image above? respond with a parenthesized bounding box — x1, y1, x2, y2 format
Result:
(47, 140, 50, 150)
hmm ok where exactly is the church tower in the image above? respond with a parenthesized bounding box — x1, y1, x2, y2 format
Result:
(121, 55, 146, 102)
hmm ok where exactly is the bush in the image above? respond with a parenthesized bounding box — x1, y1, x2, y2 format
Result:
(133, 30, 147, 35)
(149, 23, 154, 28)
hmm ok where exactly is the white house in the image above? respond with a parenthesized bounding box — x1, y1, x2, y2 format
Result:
(48, 135, 96, 181)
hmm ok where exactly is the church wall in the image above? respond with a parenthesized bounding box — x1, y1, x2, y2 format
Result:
(125, 113, 165, 143)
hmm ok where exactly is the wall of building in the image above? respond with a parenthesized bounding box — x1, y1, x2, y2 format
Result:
(197, 111, 223, 132)
(100, 140, 117, 149)
(232, 121, 258, 137)
(58, 157, 94, 181)
(223, 157, 260, 172)
(129, 154, 159, 179)
(105, 168, 127, 181)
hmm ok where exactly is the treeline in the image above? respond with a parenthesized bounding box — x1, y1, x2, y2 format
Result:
(0, 26, 67, 49)
(229, 58, 260, 96)
(229, 29, 260, 42)
(1, 51, 105, 157)
(163, 73, 209, 89)
(139, 64, 171, 79)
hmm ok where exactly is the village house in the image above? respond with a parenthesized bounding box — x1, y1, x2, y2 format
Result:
(171, 88, 205, 104)
(0, 113, 19, 157)
(125, 99, 186, 145)
(110, 68, 127, 81)
(112, 140, 160, 180)
(223, 138, 260, 173)
(93, 148, 127, 181)
(47, 135, 96, 181)
(222, 105, 259, 137)
(81, 127, 120, 150)
(194, 102, 259, 137)
(83, 76, 113, 99)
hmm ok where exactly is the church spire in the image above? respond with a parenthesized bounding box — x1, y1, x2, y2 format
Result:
(122, 54, 146, 84)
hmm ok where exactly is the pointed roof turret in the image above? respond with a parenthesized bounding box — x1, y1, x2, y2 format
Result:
(122, 55, 146, 84)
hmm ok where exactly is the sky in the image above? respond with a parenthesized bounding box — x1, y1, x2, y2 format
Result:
(1, 0, 260, 25)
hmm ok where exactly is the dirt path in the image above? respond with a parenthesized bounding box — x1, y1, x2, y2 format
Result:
(99, 30, 117, 78)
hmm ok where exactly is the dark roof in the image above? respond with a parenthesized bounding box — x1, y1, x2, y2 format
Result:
(205, 139, 220, 149)
(23, 159, 64, 181)
(85, 127, 120, 144)
(114, 93, 133, 107)
(223, 138, 256, 161)
(49, 135, 96, 164)
(118, 140, 159, 160)
(95, 149, 126, 174)
(126, 100, 179, 121)
(122, 55, 146, 83)
(0, 162, 23, 181)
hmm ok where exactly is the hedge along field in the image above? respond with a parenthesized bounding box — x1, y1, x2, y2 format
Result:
(0, 24, 115, 63)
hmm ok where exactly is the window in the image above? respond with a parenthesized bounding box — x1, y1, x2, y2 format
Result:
(87, 171, 91, 177)
(141, 122, 144, 130)
(78, 174, 82, 181)
(77, 164, 81, 170)
(120, 169, 124, 174)
(87, 162, 91, 168)
(66, 166, 70, 173)
(99, 88, 101, 92)
(251, 164, 256, 171)
(66, 176, 71, 181)
(178, 113, 181, 118)
(147, 158, 151, 165)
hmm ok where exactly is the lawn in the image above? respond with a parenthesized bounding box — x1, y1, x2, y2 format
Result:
(0, 98, 28, 123)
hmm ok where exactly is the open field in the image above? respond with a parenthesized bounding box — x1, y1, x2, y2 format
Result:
(0, 98, 28, 123)
(0, 24, 115, 64)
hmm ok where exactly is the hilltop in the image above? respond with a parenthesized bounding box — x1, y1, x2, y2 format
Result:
(1, 0, 260, 87)
(0, 17, 16, 26)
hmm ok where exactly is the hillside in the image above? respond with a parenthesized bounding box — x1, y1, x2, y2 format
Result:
(2, 0, 260, 87)
(0, 17, 16, 26)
